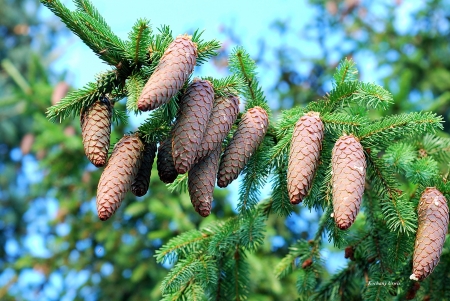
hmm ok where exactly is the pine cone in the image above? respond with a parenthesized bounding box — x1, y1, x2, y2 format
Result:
(172, 79, 215, 174)
(410, 187, 449, 281)
(217, 106, 269, 188)
(331, 134, 366, 230)
(80, 96, 112, 167)
(137, 35, 197, 111)
(188, 146, 221, 217)
(96, 134, 144, 221)
(287, 112, 324, 204)
(157, 138, 178, 184)
(195, 94, 240, 162)
(131, 141, 157, 197)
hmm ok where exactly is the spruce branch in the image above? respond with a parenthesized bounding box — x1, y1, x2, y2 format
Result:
(155, 229, 208, 264)
(354, 82, 393, 110)
(274, 239, 310, 279)
(202, 75, 245, 98)
(125, 72, 145, 113)
(333, 57, 358, 87)
(167, 174, 188, 194)
(126, 18, 152, 66)
(359, 112, 443, 147)
(229, 46, 270, 113)
(161, 256, 202, 294)
(192, 29, 221, 65)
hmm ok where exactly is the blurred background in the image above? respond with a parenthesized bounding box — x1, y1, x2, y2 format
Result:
(1, 0, 450, 300)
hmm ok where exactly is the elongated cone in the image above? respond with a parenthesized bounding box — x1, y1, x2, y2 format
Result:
(96, 134, 144, 221)
(131, 141, 157, 197)
(172, 79, 214, 174)
(81, 96, 112, 167)
(188, 146, 221, 217)
(287, 112, 324, 204)
(138, 35, 198, 111)
(217, 106, 269, 188)
(410, 187, 449, 281)
(157, 138, 178, 184)
(331, 134, 366, 230)
(195, 94, 240, 162)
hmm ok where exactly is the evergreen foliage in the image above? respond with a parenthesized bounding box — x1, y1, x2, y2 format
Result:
(40, 0, 450, 300)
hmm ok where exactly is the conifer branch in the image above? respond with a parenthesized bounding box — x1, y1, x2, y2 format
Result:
(202, 75, 245, 97)
(167, 174, 188, 194)
(126, 19, 152, 66)
(192, 29, 221, 65)
(155, 230, 209, 264)
(333, 57, 358, 87)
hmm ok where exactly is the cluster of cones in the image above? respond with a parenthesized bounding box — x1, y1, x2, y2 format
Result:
(286, 112, 449, 281)
(79, 34, 269, 221)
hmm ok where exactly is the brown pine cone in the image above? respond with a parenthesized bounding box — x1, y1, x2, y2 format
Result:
(96, 134, 144, 221)
(410, 187, 449, 281)
(195, 94, 240, 162)
(331, 134, 366, 230)
(157, 138, 178, 184)
(287, 112, 324, 204)
(217, 106, 269, 188)
(172, 79, 215, 174)
(188, 146, 221, 217)
(137, 35, 197, 111)
(80, 96, 112, 167)
(131, 141, 157, 197)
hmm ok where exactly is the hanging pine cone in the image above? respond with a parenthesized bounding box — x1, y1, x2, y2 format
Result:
(96, 134, 144, 221)
(131, 141, 157, 197)
(172, 79, 215, 174)
(188, 146, 221, 217)
(410, 187, 449, 281)
(157, 138, 178, 184)
(287, 112, 324, 204)
(331, 134, 366, 230)
(80, 96, 112, 167)
(195, 94, 240, 162)
(137, 34, 197, 111)
(217, 106, 269, 188)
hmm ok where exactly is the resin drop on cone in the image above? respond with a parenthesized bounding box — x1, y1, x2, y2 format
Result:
(138, 35, 197, 111)
(81, 96, 112, 167)
(410, 187, 449, 281)
(331, 134, 366, 230)
(217, 106, 269, 188)
(287, 112, 324, 204)
(96, 134, 144, 220)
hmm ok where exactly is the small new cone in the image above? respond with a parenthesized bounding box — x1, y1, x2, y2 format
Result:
(172, 79, 215, 174)
(331, 134, 366, 230)
(80, 97, 112, 167)
(195, 94, 240, 162)
(138, 35, 197, 111)
(188, 146, 221, 217)
(96, 134, 144, 221)
(157, 138, 178, 184)
(410, 187, 449, 281)
(217, 106, 269, 188)
(287, 112, 324, 204)
(131, 141, 157, 197)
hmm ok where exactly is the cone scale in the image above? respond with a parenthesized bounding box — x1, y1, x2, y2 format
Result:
(217, 106, 269, 188)
(331, 134, 366, 230)
(287, 112, 324, 204)
(410, 187, 449, 281)
(80, 96, 112, 167)
(195, 94, 240, 162)
(188, 146, 221, 217)
(131, 141, 157, 197)
(138, 35, 197, 111)
(172, 79, 215, 174)
(96, 134, 144, 221)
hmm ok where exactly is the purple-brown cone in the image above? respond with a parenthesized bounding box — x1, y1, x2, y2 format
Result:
(138, 35, 197, 111)
(96, 134, 144, 221)
(157, 138, 178, 184)
(131, 141, 157, 197)
(172, 79, 214, 174)
(81, 97, 112, 167)
(331, 134, 366, 230)
(217, 106, 269, 188)
(287, 112, 324, 204)
(410, 187, 449, 281)
(188, 146, 221, 217)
